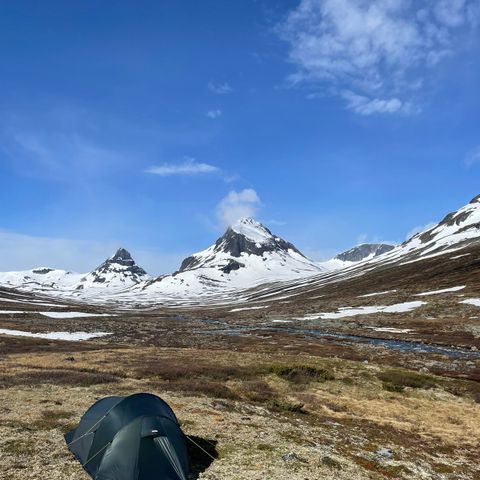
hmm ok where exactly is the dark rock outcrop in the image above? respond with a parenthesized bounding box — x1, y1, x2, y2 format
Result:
(335, 243, 395, 262)
(87, 248, 148, 284)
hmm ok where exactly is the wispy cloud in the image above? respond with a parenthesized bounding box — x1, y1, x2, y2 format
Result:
(342, 91, 413, 116)
(205, 109, 222, 119)
(277, 0, 480, 114)
(216, 188, 261, 228)
(465, 146, 480, 167)
(406, 221, 437, 240)
(6, 130, 122, 178)
(145, 157, 220, 176)
(208, 82, 233, 95)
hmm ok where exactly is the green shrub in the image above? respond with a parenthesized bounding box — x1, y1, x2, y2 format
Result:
(270, 365, 335, 384)
(268, 398, 306, 413)
(378, 370, 436, 390)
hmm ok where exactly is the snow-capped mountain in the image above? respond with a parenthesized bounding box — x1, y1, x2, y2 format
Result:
(142, 217, 323, 295)
(335, 243, 395, 262)
(403, 194, 480, 253)
(0, 267, 81, 292)
(76, 248, 149, 290)
(0, 248, 149, 294)
(373, 194, 480, 265)
(1, 195, 479, 307)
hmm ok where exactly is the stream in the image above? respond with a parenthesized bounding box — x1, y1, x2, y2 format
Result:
(195, 320, 480, 360)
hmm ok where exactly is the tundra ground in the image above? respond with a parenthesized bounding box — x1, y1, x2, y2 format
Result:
(1, 336, 479, 480)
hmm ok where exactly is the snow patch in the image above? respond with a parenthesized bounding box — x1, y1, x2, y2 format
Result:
(368, 327, 413, 333)
(460, 299, 480, 307)
(0, 328, 112, 341)
(229, 306, 268, 312)
(359, 290, 397, 298)
(39, 312, 114, 319)
(296, 301, 426, 320)
(415, 286, 465, 296)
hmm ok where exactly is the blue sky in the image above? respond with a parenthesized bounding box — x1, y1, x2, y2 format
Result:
(0, 0, 479, 274)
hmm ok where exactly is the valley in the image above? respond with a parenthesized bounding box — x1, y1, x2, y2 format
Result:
(1, 195, 480, 479)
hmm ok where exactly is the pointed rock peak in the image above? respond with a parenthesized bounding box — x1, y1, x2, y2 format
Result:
(229, 217, 273, 244)
(469, 194, 480, 204)
(110, 247, 134, 263)
(86, 247, 148, 285)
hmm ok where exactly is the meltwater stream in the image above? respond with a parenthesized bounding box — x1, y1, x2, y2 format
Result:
(196, 320, 480, 360)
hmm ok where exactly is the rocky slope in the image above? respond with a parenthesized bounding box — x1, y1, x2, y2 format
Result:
(76, 248, 149, 290)
(335, 243, 395, 262)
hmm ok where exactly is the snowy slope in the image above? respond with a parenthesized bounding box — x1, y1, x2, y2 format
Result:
(0, 248, 149, 294)
(0, 267, 83, 292)
(76, 248, 149, 290)
(140, 218, 324, 296)
(318, 243, 396, 271)
(233, 194, 480, 308)
(378, 194, 480, 264)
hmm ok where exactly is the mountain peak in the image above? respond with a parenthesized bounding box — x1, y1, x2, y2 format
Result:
(229, 217, 272, 244)
(469, 194, 480, 204)
(109, 247, 135, 266)
(78, 248, 148, 288)
(335, 243, 395, 262)
(177, 217, 318, 275)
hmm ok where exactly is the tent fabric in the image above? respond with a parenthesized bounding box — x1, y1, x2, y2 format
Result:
(65, 393, 189, 480)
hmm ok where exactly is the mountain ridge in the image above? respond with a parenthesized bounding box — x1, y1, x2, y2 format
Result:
(0, 194, 479, 303)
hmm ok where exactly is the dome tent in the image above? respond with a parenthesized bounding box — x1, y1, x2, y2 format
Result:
(65, 393, 189, 480)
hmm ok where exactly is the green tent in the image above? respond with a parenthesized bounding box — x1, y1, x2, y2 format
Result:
(65, 393, 189, 480)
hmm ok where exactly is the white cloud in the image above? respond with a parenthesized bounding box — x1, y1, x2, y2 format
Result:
(406, 221, 437, 240)
(206, 109, 222, 119)
(465, 146, 480, 167)
(145, 157, 219, 176)
(208, 82, 233, 94)
(356, 232, 398, 245)
(216, 189, 261, 228)
(277, 0, 479, 114)
(342, 90, 412, 115)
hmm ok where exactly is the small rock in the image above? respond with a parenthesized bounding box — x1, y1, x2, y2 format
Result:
(282, 452, 308, 463)
(375, 447, 393, 458)
(321, 456, 342, 469)
(65, 356, 75, 362)
(211, 400, 230, 410)
(419, 366, 429, 373)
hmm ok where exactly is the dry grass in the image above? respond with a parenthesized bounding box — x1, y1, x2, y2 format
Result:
(1, 345, 479, 479)
(1, 368, 121, 388)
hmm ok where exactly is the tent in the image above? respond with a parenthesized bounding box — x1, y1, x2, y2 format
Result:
(64, 393, 189, 480)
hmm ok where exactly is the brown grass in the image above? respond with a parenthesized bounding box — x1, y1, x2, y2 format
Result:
(1, 368, 121, 388)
